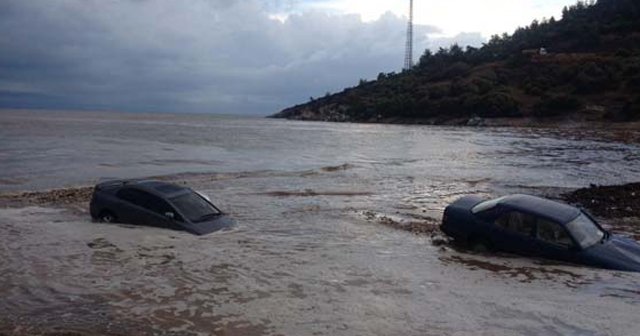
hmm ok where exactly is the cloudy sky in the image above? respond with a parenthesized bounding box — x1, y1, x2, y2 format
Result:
(0, 0, 576, 115)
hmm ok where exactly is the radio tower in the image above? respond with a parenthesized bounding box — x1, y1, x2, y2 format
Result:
(404, 0, 414, 70)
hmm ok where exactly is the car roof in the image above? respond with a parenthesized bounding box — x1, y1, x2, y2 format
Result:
(130, 180, 192, 198)
(99, 179, 190, 198)
(498, 194, 581, 224)
(136, 180, 190, 196)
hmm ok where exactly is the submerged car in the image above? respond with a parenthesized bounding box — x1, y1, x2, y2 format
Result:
(90, 179, 234, 235)
(441, 194, 640, 272)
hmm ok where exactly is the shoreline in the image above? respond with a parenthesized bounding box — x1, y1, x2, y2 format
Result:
(272, 114, 640, 129)
(270, 114, 640, 144)
(2, 174, 638, 239)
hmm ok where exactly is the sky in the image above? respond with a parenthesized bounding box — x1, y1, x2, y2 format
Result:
(0, 0, 577, 115)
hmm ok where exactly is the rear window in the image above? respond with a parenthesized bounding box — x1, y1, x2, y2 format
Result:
(171, 191, 220, 223)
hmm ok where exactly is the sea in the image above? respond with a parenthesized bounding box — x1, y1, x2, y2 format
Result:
(1, 109, 639, 335)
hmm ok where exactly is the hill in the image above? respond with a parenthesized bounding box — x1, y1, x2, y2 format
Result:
(271, 0, 640, 125)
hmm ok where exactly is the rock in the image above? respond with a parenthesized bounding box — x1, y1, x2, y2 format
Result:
(466, 117, 485, 126)
(563, 182, 640, 218)
(432, 237, 449, 246)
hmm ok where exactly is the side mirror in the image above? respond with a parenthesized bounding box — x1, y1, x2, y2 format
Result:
(164, 212, 175, 220)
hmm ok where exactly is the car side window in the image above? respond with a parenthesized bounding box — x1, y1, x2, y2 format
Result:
(495, 211, 535, 236)
(116, 189, 147, 208)
(146, 195, 183, 221)
(145, 194, 169, 213)
(117, 189, 181, 220)
(477, 206, 501, 220)
(537, 219, 573, 248)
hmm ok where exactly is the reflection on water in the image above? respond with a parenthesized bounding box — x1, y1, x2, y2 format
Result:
(1, 110, 640, 335)
(1, 110, 640, 193)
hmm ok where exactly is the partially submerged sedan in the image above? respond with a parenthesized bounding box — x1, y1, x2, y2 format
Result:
(441, 194, 640, 272)
(90, 180, 234, 235)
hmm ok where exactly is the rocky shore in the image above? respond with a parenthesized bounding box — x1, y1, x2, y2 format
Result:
(563, 182, 640, 219)
(272, 107, 640, 131)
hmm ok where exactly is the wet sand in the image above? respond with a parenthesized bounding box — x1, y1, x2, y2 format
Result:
(3, 175, 640, 336)
(2, 179, 639, 335)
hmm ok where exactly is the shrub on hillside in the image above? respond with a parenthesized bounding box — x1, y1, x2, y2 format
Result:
(436, 97, 468, 117)
(465, 91, 521, 118)
(626, 75, 640, 89)
(428, 84, 450, 99)
(572, 62, 616, 93)
(371, 94, 417, 118)
(615, 48, 633, 57)
(621, 98, 640, 121)
(450, 80, 477, 96)
(534, 94, 583, 117)
(471, 78, 495, 94)
(443, 62, 472, 78)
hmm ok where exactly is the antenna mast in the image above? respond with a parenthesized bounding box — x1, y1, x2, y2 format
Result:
(404, 0, 414, 70)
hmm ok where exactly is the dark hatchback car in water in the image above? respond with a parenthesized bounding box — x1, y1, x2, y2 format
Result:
(90, 180, 234, 235)
(441, 194, 640, 272)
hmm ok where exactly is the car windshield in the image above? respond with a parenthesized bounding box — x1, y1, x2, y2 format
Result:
(171, 191, 220, 223)
(471, 196, 506, 214)
(565, 213, 604, 249)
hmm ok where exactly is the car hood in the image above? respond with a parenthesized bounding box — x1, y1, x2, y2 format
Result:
(181, 215, 235, 235)
(584, 235, 640, 272)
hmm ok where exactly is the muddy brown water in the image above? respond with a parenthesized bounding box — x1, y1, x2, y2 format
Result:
(1, 110, 640, 335)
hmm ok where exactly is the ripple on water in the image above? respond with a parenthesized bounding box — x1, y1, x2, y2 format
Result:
(1, 115, 640, 335)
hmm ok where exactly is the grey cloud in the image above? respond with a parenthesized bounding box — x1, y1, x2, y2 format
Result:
(0, 0, 479, 115)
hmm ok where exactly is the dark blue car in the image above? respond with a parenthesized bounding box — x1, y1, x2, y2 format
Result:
(441, 194, 640, 272)
(90, 180, 234, 235)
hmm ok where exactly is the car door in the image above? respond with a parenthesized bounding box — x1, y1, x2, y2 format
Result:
(142, 193, 183, 230)
(533, 217, 579, 263)
(115, 188, 152, 224)
(115, 189, 172, 228)
(491, 209, 538, 255)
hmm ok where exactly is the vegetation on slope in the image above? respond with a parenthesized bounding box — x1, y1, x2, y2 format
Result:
(273, 0, 640, 124)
